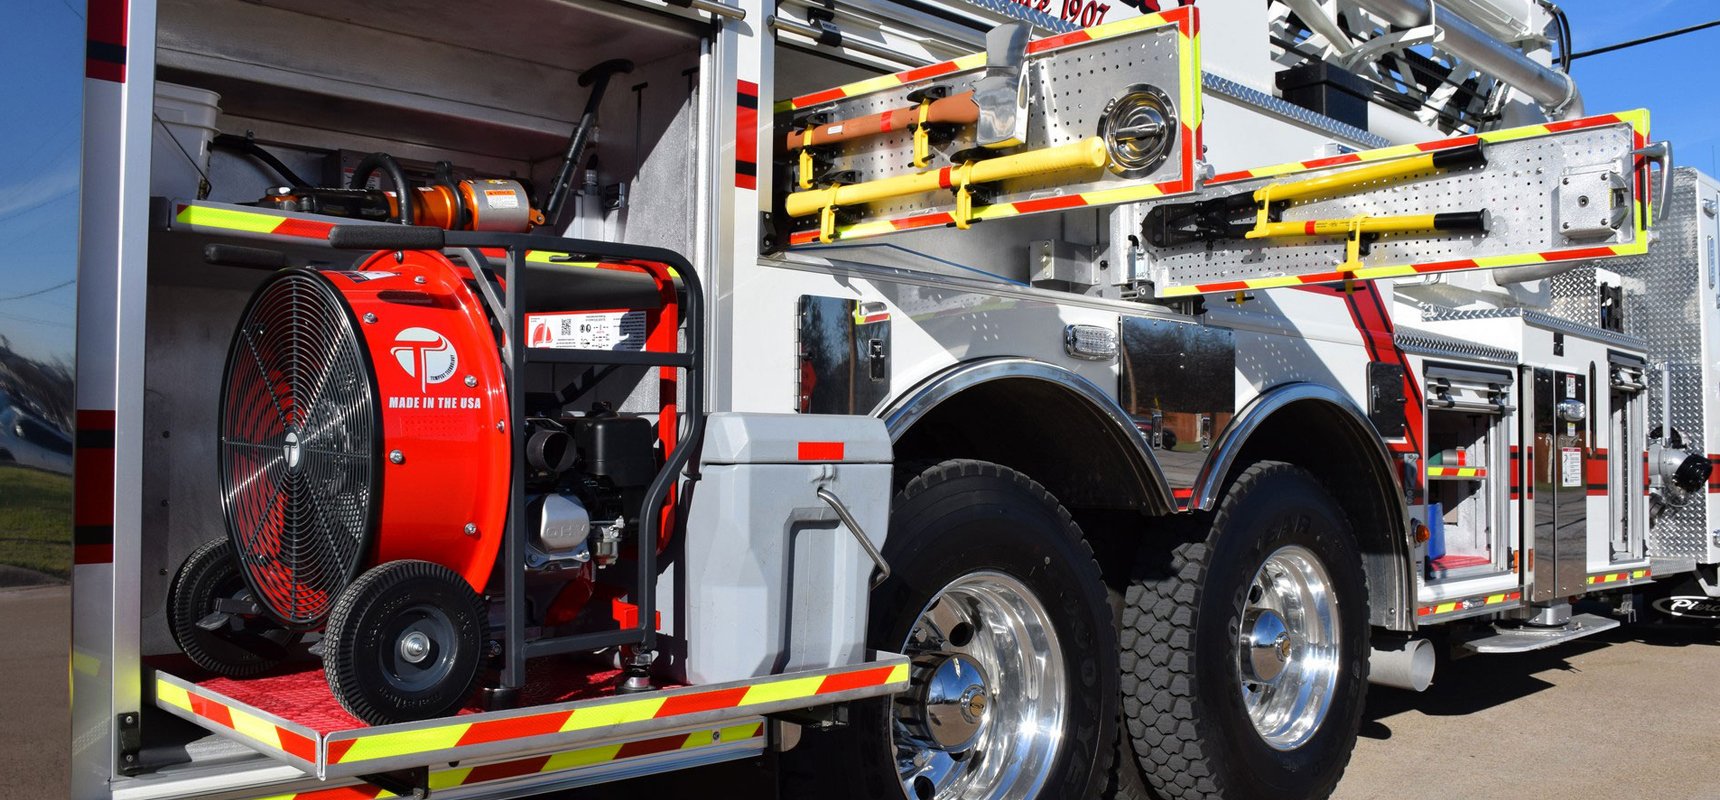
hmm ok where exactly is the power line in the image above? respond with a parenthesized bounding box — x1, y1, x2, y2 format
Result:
(0, 280, 73, 303)
(1571, 18, 1720, 61)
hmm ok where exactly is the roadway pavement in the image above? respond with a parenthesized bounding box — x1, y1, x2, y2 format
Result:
(569, 617, 1720, 799)
(6, 585, 1713, 799)
(0, 584, 71, 800)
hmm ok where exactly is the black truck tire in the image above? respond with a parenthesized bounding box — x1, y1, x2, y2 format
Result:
(1120, 461, 1369, 800)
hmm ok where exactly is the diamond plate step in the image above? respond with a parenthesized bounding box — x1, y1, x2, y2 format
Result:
(1460, 613, 1621, 655)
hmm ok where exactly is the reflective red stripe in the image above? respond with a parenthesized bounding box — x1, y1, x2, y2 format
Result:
(1415, 134, 1480, 151)
(897, 61, 964, 85)
(1031, 29, 1094, 51)
(464, 755, 552, 786)
(736, 81, 759, 191)
(1012, 195, 1089, 214)
(797, 441, 845, 461)
(86, 0, 128, 83)
(1300, 153, 1362, 170)
(272, 219, 335, 239)
(74, 410, 116, 565)
(794, 88, 846, 108)
(653, 687, 749, 718)
(457, 712, 568, 747)
(817, 664, 898, 694)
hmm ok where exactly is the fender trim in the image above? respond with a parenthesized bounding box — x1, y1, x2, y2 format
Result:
(882, 357, 1176, 515)
(1194, 381, 1414, 629)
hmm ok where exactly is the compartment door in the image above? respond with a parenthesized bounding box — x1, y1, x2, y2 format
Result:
(1605, 355, 1648, 564)
(1532, 369, 1590, 600)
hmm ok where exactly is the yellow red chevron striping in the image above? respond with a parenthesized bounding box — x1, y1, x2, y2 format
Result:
(1417, 591, 1522, 618)
(246, 723, 766, 800)
(1157, 110, 1652, 297)
(1587, 568, 1651, 586)
(1427, 467, 1487, 478)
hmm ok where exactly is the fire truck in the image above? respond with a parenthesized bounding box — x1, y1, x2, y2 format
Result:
(7, 0, 1717, 798)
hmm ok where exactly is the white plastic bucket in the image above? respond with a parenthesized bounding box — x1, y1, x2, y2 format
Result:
(151, 82, 221, 199)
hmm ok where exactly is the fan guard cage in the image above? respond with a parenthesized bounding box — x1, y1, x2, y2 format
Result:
(219, 271, 381, 629)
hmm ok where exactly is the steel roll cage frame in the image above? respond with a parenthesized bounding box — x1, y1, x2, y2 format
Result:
(329, 225, 706, 698)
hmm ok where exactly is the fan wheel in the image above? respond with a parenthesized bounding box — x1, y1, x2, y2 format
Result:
(168, 538, 301, 677)
(324, 560, 488, 725)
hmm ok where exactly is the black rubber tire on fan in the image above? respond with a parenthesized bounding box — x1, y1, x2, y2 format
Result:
(1120, 461, 1369, 800)
(780, 459, 1117, 800)
(168, 538, 299, 678)
(323, 560, 488, 725)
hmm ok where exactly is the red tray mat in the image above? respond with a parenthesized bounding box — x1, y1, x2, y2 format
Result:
(1430, 553, 1493, 570)
(180, 659, 625, 733)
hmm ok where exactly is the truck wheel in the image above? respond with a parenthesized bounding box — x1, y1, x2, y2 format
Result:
(782, 460, 1117, 799)
(324, 560, 487, 725)
(1121, 462, 1368, 800)
(168, 538, 298, 677)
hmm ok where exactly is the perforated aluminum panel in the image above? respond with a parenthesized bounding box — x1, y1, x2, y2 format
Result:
(1550, 168, 1713, 559)
(783, 16, 1190, 238)
(1141, 122, 1642, 290)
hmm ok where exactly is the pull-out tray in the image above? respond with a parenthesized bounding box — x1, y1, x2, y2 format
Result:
(153, 655, 908, 780)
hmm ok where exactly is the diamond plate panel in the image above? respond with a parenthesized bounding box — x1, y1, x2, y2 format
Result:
(1549, 168, 1711, 558)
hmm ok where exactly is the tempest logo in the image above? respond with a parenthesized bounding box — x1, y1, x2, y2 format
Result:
(391, 327, 459, 391)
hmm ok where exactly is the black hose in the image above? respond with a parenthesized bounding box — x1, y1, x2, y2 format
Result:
(210, 134, 315, 189)
(350, 152, 413, 225)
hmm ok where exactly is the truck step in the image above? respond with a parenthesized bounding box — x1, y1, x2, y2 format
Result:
(1460, 613, 1620, 655)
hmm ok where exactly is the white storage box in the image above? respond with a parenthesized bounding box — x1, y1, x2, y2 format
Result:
(151, 82, 221, 199)
(679, 413, 892, 684)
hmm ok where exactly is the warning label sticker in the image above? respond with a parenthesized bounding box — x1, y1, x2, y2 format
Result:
(1560, 447, 1583, 488)
(527, 311, 647, 351)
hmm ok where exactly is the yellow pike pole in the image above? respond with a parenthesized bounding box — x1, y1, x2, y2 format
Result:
(785, 137, 1110, 240)
(1245, 210, 1490, 272)
(1250, 144, 1487, 206)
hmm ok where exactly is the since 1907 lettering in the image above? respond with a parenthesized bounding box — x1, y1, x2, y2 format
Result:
(1003, 0, 1113, 25)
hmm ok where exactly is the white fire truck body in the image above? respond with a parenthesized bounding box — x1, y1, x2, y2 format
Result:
(14, 0, 1709, 798)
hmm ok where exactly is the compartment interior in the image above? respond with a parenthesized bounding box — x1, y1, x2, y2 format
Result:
(770, 33, 1139, 298)
(139, 0, 708, 776)
(1425, 408, 1504, 581)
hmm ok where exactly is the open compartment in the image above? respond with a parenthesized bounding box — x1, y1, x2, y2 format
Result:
(766, 8, 1200, 298)
(1421, 364, 1514, 582)
(130, 0, 908, 788)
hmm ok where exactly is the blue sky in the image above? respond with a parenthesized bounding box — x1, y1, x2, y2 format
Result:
(1565, 1, 1720, 172)
(0, 2, 82, 365)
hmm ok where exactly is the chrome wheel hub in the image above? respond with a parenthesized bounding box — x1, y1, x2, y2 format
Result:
(1236, 544, 1340, 751)
(893, 572, 1065, 800)
(1241, 608, 1294, 684)
(911, 654, 991, 751)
